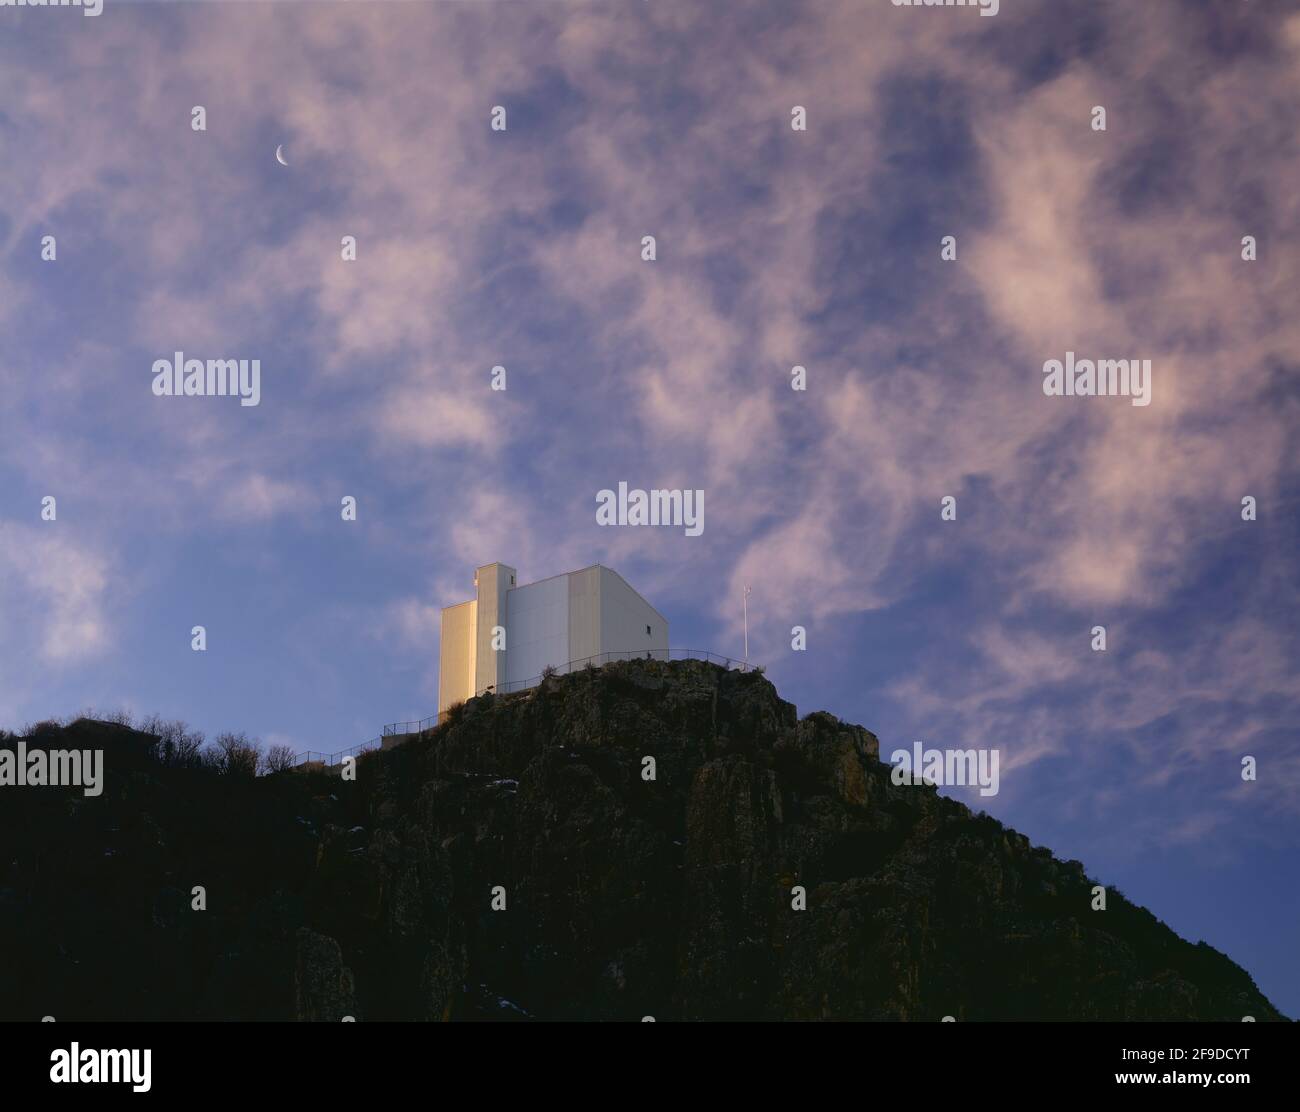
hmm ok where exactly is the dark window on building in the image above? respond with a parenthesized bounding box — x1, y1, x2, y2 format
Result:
(647, 625, 652, 636)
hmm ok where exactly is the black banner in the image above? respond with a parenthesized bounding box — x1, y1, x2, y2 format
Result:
(1, 1019, 1290, 1099)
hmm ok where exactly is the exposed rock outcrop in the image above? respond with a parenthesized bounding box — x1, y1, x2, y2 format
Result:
(0, 661, 1285, 1021)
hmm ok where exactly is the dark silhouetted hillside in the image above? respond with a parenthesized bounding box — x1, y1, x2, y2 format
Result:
(0, 661, 1286, 1021)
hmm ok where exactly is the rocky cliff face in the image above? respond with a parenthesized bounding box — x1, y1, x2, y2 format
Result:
(0, 660, 1286, 1021)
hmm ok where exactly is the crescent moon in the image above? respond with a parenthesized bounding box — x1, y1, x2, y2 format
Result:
(275, 144, 288, 167)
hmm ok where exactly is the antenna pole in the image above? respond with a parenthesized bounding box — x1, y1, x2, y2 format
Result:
(743, 585, 751, 668)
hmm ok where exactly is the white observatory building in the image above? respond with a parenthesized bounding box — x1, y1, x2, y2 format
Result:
(438, 562, 669, 718)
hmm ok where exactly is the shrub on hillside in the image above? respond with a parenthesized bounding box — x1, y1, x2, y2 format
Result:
(212, 731, 263, 778)
(263, 744, 298, 774)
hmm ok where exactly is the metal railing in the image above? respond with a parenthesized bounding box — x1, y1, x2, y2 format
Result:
(382, 648, 758, 737)
(292, 737, 381, 769)
(294, 648, 760, 766)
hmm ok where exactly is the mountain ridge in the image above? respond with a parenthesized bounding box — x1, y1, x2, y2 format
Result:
(0, 658, 1286, 1021)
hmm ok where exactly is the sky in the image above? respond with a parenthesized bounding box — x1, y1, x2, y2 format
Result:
(1, 0, 1297, 1016)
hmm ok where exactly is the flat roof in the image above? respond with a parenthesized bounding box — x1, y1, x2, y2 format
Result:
(446, 563, 668, 625)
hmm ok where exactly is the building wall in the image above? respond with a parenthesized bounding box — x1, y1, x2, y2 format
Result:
(566, 566, 602, 666)
(504, 573, 569, 686)
(437, 599, 477, 716)
(474, 562, 515, 695)
(597, 566, 669, 662)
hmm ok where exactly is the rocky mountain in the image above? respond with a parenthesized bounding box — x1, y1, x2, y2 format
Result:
(0, 659, 1286, 1021)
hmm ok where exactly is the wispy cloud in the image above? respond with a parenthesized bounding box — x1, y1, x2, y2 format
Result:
(0, 1, 1296, 907)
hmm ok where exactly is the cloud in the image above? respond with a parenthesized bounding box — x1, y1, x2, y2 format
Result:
(216, 473, 310, 523)
(0, 522, 110, 664)
(0, 0, 1296, 865)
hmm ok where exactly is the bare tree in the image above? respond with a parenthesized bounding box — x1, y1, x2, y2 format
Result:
(198, 746, 226, 773)
(263, 744, 298, 774)
(138, 714, 206, 768)
(212, 731, 263, 778)
(171, 727, 205, 768)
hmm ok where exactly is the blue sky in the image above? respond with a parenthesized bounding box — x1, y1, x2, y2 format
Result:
(1, 0, 1297, 1015)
